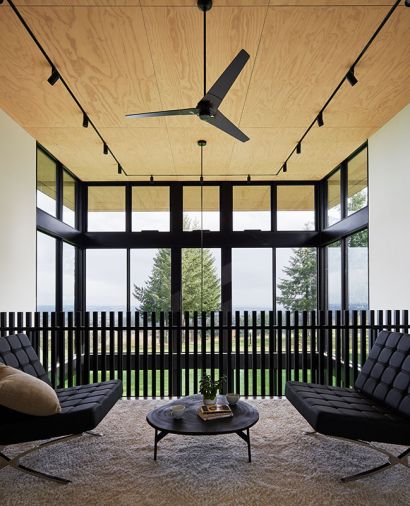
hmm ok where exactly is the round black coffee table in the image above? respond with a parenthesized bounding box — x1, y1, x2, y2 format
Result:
(146, 394, 259, 462)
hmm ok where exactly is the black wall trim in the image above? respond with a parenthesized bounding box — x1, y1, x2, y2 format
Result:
(37, 209, 82, 245)
(321, 207, 368, 246)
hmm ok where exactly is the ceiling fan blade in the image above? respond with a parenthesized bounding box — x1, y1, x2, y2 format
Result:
(203, 111, 249, 143)
(203, 49, 250, 109)
(126, 108, 199, 119)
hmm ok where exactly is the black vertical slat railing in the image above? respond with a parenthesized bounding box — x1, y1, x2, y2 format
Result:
(0, 310, 408, 398)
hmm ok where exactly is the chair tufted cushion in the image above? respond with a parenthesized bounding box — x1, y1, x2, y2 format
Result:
(355, 330, 410, 419)
(0, 380, 122, 445)
(285, 381, 410, 445)
(0, 333, 50, 385)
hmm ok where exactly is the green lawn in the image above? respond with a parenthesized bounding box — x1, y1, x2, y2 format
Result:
(66, 368, 321, 397)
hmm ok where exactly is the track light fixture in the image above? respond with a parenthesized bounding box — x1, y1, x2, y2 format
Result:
(317, 111, 324, 128)
(282, 161, 287, 173)
(103, 143, 108, 155)
(296, 142, 301, 154)
(346, 68, 358, 87)
(82, 113, 89, 128)
(47, 66, 60, 86)
(247, 174, 251, 182)
(118, 164, 122, 175)
(150, 175, 154, 183)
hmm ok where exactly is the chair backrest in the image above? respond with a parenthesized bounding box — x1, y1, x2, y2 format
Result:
(355, 330, 410, 419)
(0, 333, 51, 385)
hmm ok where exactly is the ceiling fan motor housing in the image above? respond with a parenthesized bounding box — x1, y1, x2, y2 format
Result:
(197, 99, 216, 119)
(197, 0, 213, 12)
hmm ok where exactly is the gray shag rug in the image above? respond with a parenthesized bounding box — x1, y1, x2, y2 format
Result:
(1, 399, 409, 506)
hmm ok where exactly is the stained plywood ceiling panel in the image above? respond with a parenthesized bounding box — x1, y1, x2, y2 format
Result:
(20, 6, 165, 128)
(0, 2, 408, 181)
(240, 6, 395, 128)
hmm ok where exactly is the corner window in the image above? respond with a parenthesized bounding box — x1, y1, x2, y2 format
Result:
(37, 149, 57, 216)
(348, 148, 368, 216)
(327, 170, 341, 226)
(63, 171, 76, 227)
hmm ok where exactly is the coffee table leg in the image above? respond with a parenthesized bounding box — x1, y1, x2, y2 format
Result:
(154, 429, 168, 461)
(235, 429, 252, 463)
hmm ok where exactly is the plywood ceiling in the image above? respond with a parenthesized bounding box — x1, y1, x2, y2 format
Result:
(0, 1, 409, 181)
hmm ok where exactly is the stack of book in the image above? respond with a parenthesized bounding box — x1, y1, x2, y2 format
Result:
(197, 404, 233, 421)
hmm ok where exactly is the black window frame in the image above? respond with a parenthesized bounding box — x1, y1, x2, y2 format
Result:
(35, 142, 369, 315)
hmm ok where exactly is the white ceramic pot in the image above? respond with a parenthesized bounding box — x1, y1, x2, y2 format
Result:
(203, 396, 217, 406)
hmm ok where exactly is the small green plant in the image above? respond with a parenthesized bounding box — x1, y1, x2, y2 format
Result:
(199, 374, 226, 399)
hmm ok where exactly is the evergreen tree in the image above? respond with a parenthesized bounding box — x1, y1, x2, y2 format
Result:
(133, 221, 220, 312)
(277, 248, 317, 311)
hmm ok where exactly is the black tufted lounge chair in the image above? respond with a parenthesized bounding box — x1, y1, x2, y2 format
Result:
(0, 333, 122, 484)
(286, 330, 410, 482)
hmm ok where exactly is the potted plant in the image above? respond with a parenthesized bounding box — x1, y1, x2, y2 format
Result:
(199, 374, 226, 405)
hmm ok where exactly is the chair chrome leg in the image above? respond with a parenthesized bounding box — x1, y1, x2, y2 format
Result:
(0, 433, 83, 484)
(304, 431, 410, 482)
(86, 430, 103, 437)
(0, 452, 71, 484)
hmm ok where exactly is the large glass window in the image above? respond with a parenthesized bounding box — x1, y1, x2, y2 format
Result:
(327, 241, 342, 310)
(276, 248, 317, 311)
(132, 187, 169, 232)
(182, 249, 221, 311)
(63, 242, 75, 312)
(88, 186, 125, 231)
(327, 170, 341, 227)
(277, 186, 315, 231)
(86, 249, 127, 311)
(233, 186, 271, 231)
(63, 171, 76, 227)
(131, 249, 171, 312)
(348, 148, 368, 216)
(348, 229, 368, 310)
(37, 149, 57, 216)
(37, 232, 56, 311)
(232, 248, 272, 310)
(183, 186, 219, 231)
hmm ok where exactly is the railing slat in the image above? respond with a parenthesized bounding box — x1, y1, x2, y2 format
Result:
(260, 311, 266, 398)
(277, 311, 283, 396)
(126, 311, 132, 398)
(143, 311, 148, 398)
(235, 311, 240, 395)
(184, 311, 190, 397)
(269, 310, 275, 397)
(244, 311, 249, 397)
(135, 312, 140, 399)
(252, 310, 257, 397)
(152, 311, 157, 398)
(67, 312, 74, 387)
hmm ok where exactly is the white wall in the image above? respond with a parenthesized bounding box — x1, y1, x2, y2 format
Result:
(0, 109, 36, 311)
(368, 104, 410, 310)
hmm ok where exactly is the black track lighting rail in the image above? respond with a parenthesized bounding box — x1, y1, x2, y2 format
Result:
(4, 0, 129, 176)
(276, 0, 403, 176)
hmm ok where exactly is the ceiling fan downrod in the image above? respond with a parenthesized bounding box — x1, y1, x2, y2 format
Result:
(197, 0, 212, 97)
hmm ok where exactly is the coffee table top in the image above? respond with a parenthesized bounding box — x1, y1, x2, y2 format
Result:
(146, 394, 259, 436)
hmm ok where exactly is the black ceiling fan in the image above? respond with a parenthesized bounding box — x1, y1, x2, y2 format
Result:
(126, 0, 250, 142)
